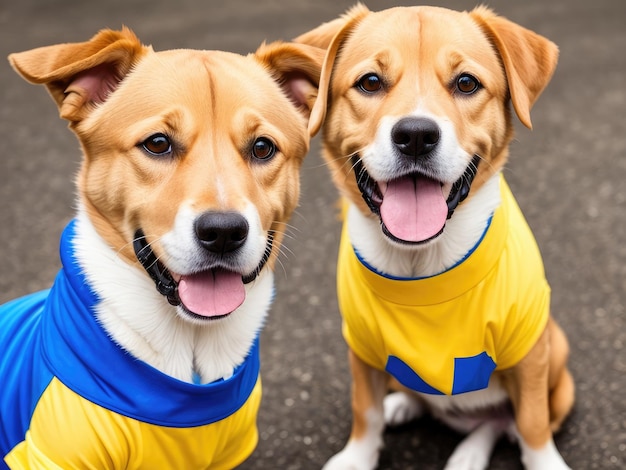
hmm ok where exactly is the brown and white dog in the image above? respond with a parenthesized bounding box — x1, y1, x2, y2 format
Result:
(1, 29, 321, 468)
(297, 4, 573, 469)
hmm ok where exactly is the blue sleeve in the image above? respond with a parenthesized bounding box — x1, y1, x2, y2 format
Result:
(0, 291, 55, 462)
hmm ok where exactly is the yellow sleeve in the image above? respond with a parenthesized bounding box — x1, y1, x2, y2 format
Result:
(337, 221, 387, 371)
(494, 181, 552, 370)
(339, 284, 387, 371)
(497, 279, 550, 370)
(5, 377, 137, 470)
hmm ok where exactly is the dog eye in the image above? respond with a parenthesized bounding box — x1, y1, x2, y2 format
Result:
(141, 133, 172, 156)
(356, 73, 383, 94)
(252, 137, 277, 161)
(456, 74, 481, 95)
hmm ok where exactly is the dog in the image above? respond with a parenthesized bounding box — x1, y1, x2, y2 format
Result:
(0, 28, 322, 469)
(297, 4, 574, 469)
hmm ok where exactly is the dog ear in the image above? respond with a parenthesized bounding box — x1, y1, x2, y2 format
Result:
(471, 6, 558, 129)
(295, 4, 370, 137)
(254, 41, 326, 136)
(294, 3, 369, 49)
(8, 27, 149, 124)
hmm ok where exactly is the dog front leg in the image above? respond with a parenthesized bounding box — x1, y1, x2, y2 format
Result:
(324, 350, 388, 470)
(505, 328, 571, 470)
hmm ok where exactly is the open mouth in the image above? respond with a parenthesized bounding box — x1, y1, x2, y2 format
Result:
(133, 230, 273, 320)
(353, 155, 480, 245)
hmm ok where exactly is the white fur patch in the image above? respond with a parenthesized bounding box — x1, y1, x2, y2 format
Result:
(419, 379, 510, 434)
(323, 408, 385, 470)
(73, 208, 272, 384)
(516, 433, 571, 470)
(383, 391, 424, 427)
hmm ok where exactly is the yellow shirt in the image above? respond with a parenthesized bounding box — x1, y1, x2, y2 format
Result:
(338, 177, 550, 395)
(5, 379, 261, 470)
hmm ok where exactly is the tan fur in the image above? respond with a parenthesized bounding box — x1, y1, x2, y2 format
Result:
(10, 31, 324, 270)
(297, 4, 572, 465)
(348, 350, 388, 440)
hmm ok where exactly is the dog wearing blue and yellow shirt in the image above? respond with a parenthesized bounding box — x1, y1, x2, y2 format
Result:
(1, 29, 323, 469)
(297, 4, 574, 470)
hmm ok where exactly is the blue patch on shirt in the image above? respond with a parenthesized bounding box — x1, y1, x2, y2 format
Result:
(452, 352, 496, 394)
(385, 355, 444, 394)
(385, 351, 496, 395)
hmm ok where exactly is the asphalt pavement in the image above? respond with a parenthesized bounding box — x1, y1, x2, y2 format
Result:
(1, 1, 624, 468)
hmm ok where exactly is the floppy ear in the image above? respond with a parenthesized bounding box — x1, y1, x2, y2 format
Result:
(295, 4, 370, 137)
(254, 41, 326, 134)
(294, 17, 353, 50)
(8, 27, 149, 124)
(470, 6, 558, 129)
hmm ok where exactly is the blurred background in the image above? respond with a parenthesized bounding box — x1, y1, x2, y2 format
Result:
(1, 1, 624, 468)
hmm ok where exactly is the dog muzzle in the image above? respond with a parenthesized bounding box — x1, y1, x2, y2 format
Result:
(353, 155, 481, 244)
(132, 230, 274, 311)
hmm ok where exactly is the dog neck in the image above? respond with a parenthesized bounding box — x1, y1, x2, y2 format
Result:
(71, 209, 271, 384)
(347, 172, 502, 279)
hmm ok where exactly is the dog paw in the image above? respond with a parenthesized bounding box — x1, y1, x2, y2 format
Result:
(322, 453, 375, 470)
(443, 422, 501, 470)
(444, 448, 490, 470)
(383, 391, 423, 427)
(322, 442, 379, 470)
(519, 438, 571, 470)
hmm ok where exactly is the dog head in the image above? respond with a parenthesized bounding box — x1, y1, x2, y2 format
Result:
(9, 28, 323, 322)
(298, 4, 557, 245)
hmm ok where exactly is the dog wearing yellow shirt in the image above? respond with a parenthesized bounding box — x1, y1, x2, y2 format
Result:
(1, 29, 322, 469)
(297, 4, 574, 469)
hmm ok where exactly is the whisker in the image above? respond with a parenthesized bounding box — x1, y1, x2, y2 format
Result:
(474, 153, 490, 170)
(273, 254, 288, 279)
(311, 146, 370, 186)
(125, 231, 171, 273)
(277, 243, 295, 262)
(289, 209, 309, 227)
(303, 158, 335, 170)
(272, 221, 300, 236)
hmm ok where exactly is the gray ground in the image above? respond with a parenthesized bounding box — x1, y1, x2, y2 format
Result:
(1, 1, 624, 468)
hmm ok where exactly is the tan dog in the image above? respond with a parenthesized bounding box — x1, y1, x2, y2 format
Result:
(297, 4, 573, 469)
(1, 29, 321, 468)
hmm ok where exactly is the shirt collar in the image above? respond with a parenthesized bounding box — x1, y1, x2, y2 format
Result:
(342, 183, 509, 306)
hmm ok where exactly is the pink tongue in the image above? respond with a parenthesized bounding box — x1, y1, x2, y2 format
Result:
(178, 269, 245, 317)
(379, 175, 448, 242)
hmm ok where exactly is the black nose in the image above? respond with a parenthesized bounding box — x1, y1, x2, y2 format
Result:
(194, 211, 249, 254)
(391, 117, 441, 158)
